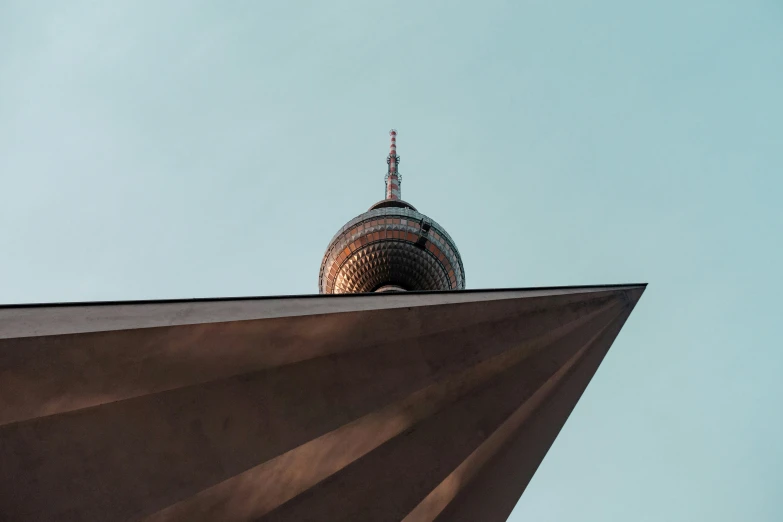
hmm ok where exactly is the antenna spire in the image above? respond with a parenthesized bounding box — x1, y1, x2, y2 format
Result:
(385, 129, 401, 200)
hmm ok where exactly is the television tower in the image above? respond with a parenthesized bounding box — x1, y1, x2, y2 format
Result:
(319, 130, 465, 294)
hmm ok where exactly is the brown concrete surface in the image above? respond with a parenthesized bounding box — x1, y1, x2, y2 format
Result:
(0, 285, 645, 521)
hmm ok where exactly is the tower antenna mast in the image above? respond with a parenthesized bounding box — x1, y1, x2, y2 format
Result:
(385, 129, 401, 200)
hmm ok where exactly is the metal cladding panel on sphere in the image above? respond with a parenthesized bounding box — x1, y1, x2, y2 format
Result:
(318, 130, 466, 294)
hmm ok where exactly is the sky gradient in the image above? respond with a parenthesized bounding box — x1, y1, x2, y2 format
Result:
(1, 1, 781, 520)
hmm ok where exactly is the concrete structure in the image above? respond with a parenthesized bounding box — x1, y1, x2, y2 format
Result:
(0, 132, 645, 520)
(0, 284, 644, 521)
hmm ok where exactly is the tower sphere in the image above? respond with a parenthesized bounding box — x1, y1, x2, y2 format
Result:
(319, 131, 465, 294)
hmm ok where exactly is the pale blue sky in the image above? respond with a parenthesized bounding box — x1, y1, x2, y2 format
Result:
(1, 1, 781, 520)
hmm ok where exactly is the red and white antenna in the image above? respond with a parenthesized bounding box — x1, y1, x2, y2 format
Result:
(385, 129, 401, 200)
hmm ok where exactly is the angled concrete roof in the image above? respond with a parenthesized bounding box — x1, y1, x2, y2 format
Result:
(0, 284, 645, 521)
